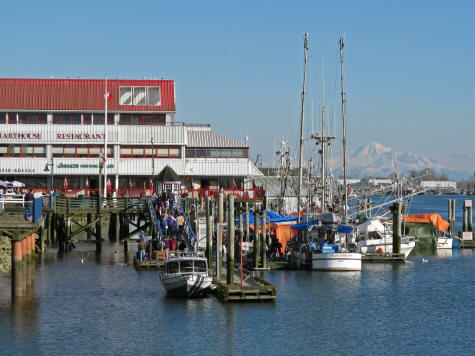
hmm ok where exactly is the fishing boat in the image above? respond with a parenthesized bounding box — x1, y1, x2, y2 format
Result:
(159, 254, 213, 297)
(356, 219, 416, 257)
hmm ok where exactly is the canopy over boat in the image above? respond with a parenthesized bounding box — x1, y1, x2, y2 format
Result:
(402, 214, 449, 233)
(356, 220, 385, 234)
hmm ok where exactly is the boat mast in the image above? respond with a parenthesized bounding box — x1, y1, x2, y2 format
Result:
(339, 36, 348, 224)
(321, 79, 326, 213)
(297, 32, 309, 223)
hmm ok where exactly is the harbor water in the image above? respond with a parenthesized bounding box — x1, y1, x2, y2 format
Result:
(0, 195, 474, 355)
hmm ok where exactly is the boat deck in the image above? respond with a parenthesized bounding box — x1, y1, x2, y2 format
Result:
(362, 253, 406, 263)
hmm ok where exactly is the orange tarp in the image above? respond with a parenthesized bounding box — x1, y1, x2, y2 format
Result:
(271, 223, 298, 252)
(402, 214, 449, 233)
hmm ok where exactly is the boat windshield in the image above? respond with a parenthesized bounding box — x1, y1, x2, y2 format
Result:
(194, 260, 207, 272)
(179, 260, 194, 273)
(166, 261, 179, 274)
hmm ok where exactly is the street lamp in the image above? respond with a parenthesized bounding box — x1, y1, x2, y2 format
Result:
(43, 157, 54, 209)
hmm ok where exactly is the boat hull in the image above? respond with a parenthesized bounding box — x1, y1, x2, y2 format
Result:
(161, 274, 212, 297)
(359, 241, 415, 258)
(436, 237, 453, 249)
(309, 253, 362, 271)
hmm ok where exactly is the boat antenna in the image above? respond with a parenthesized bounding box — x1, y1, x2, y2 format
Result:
(339, 35, 348, 224)
(297, 32, 309, 223)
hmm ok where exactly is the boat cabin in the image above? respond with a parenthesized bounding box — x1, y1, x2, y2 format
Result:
(165, 258, 208, 275)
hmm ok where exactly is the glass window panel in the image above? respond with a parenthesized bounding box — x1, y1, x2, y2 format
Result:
(134, 87, 146, 105)
(210, 150, 221, 158)
(84, 113, 92, 124)
(185, 149, 195, 158)
(144, 148, 153, 156)
(107, 147, 113, 155)
(0, 146, 7, 154)
(93, 114, 104, 125)
(8, 113, 17, 123)
(148, 87, 161, 106)
(157, 148, 168, 157)
(120, 148, 132, 155)
(77, 147, 88, 155)
(64, 147, 76, 154)
(89, 147, 101, 155)
(33, 146, 45, 154)
(119, 87, 132, 105)
(52, 146, 63, 154)
(22, 146, 34, 154)
(70, 114, 81, 124)
(169, 148, 179, 157)
(132, 148, 144, 156)
(11, 146, 21, 155)
(0, 113, 5, 124)
(196, 150, 207, 158)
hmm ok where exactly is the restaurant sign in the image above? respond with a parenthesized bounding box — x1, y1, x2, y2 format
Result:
(57, 163, 114, 169)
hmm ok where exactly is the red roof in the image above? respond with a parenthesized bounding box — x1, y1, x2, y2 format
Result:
(0, 78, 175, 112)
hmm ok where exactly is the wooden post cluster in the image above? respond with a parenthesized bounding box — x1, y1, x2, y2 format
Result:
(261, 209, 267, 269)
(206, 197, 213, 269)
(463, 200, 472, 232)
(254, 204, 260, 269)
(11, 232, 36, 299)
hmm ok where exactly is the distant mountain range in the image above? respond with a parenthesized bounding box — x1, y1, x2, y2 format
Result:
(334, 142, 468, 181)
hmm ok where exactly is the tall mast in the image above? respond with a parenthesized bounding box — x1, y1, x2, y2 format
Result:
(321, 78, 326, 213)
(297, 32, 309, 223)
(339, 36, 348, 224)
(103, 76, 108, 198)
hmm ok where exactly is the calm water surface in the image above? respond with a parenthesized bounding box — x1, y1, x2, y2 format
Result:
(0, 195, 474, 355)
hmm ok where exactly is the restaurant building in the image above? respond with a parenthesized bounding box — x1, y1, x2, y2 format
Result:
(0, 78, 263, 196)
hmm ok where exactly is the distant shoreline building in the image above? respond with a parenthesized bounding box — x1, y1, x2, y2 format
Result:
(0, 78, 262, 195)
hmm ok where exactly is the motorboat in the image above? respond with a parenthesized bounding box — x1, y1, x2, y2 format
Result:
(160, 254, 213, 297)
(356, 219, 416, 258)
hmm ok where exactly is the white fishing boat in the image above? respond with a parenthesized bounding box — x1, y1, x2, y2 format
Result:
(160, 255, 213, 297)
(356, 219, 416, 258)
(436, 237, 454, 249)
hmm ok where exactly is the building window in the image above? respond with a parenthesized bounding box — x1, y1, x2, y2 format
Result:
(18, 112, 47, 124)
(185, 148, 248, 158)
(119, 86, 161, 106)
(90, 113, 114, 125)
(0, 144, 46, 157)
(0, 113, 6, 124)
(119, 87, 132, 105)
(53, 113, 82, 125)
(52, 145, 113, 158)
(119, 113, 166, 125)
(134, 87, 146, 105)
(148, 87, 161, 106)
(8, 113, 17, 124)
(120, 145, 181, 158)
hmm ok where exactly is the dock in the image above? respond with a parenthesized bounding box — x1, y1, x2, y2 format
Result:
(212, 267, 276, 302)
(362, 253, 406, 263)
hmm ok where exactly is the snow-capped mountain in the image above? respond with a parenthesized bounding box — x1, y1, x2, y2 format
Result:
(347, 142, 445, 177)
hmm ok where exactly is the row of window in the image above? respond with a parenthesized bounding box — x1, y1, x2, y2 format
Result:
(1, 113, 166, 125)
(119, 86, 161, 106)
(0, 145, 46, 157)
(0, 145, 247, 159)
(120, 146, 180, 158)
(185, 148, 248, 158)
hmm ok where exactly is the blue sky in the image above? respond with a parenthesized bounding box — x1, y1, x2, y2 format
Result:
(1, 0, 474, 174)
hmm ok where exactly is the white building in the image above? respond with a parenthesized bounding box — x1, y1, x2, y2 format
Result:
(0, 78, 262, 197)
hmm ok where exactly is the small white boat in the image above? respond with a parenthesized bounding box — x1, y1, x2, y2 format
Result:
(290, 244, 362, 271)
(436, 237, 453, 249)
(160, 255, 213, 297)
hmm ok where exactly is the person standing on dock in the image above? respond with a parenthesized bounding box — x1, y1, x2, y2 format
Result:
(164, 238, 171, 260)
(138, 238, 146, 261)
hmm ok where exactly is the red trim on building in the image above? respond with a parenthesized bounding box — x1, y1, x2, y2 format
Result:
(0, 78, 175, 112)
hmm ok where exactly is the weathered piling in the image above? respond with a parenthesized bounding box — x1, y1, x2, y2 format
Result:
(227, 195, 235, 285)
(451, 199, 456, 235)
(466, 200, 472, 232)
(391, 202, 401, 254)
(245, 202, 250, 242)
(206, 197, 213, 268)
(239, 202, 244, 243)
(218, 193, 224, 273)
(254, 207, 260, 269)
(261, 209, 267, 269)
(39, 222, 46, 254)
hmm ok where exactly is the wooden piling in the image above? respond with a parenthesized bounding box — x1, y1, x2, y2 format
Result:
(206, 197, 213, 268)
(245, 201, 250, 242)
(227, 195, 235, 284)
(86, 213, 92, 240)
(391, 202, 401, 254)
(40, 223, 46, 254)
(261, 209, 267, 269)
(218, 193, 224, 273)
(115, 212, 120, 242)
(239, 202, 244, 244)
(463, 204, 468, 232)
(254, 208, 260, 269)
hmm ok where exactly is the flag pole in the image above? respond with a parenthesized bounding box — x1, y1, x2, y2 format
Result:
(103, 76, 108, 198)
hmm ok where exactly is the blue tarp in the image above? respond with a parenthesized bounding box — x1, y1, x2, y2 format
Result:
(235, 210, 299, 226)
(337, 225, 353, 234)
(290, 220, 319, 231)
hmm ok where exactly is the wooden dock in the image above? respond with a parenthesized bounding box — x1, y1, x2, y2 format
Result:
(212, 267, 276, 302)
(133, 258, 164, 270)
(460, 239, 475, 249)
(362, 253, 406, 263)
